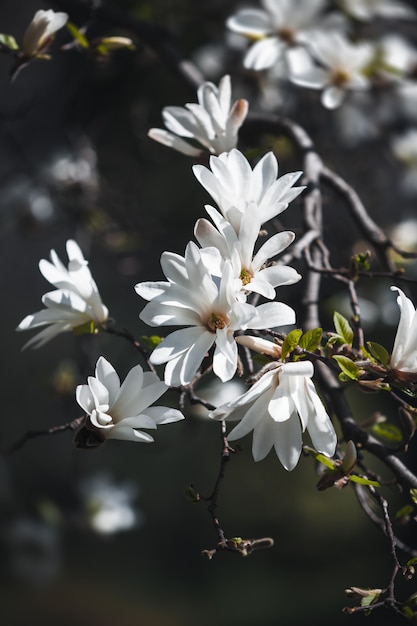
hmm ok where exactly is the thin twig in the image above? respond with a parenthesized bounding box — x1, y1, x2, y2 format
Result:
(3, 416, 85, 454)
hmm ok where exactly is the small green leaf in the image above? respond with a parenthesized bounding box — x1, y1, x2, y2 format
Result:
(0, 33, 19, 50)
(66, 22, 89, 48)
(395, 504, 414, 521)
(360, 589, 381, 609)
(371, 422, 403, 442)
(73, 320, 96, 336)
(141, 335, 162, 349)
(410, 489, 417, 505)
(304, 446, 337, 470)
(333, 355, 360, 381)
(281, 329, 302, 360)
(353, 251, 371, 271)
(349, 475, 380, 488)
(299, 327, 322, 352)
(366, 341, 389, 366)
(407, 557, 417, 567)
(184, 485, 200, 503)
(333, 311, 354, 345)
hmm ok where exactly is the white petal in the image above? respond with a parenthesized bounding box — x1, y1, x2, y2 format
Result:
(273, 415, 303, 471)
(148, 129, 202, 157)
(322, 86, 346, 110)
(249, 302, 296, 329)
(145, 406, 185, 424)
(244, 37, 285, 71)
(213, 328, 237, 382)
(95, 357, 121, 406)
(226, 9, 272, 36)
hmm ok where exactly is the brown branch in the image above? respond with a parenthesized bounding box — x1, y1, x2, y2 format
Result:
(2, 416, 85, 454)
(103, 325, 157, 374)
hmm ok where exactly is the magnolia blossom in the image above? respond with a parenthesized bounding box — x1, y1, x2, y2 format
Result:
(226, 0, 340, 71)
(195, 203, 301, 299)
(193, 149, 304, 233)
(210, 359, 337, 471)
(391, 129, 417, 195)
(389, 287, 417, 375)
(22, 9, 68, 58)
(80, 474, 141, 535)
(338, 0, 416, 21)
(135, 242, 295, 386)
(16, 239, 108, 349)
(289, 33, 374, 109)
(148, 75, 248, 157)
(76, 357, 184, 442)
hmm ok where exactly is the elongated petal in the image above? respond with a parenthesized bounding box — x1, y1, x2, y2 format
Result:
(226, 9, 272, 36)
(148, 129, 202, 157)
(106, 426, 155, 443)
(249, 302, 296, 329)
(273, 415, 303, 471)
(252, 415, 276, 461)
(213, 328, 237, 382)
(252, 231, 295, 269)
(76, 384, 95, 414)
(95, 357, 120, 406)
(244, 37, 284, 71)
(145, 406, 185, 424)
(150, 326, 209, 364)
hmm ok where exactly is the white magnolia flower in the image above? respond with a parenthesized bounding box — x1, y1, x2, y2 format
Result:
(195, 203, 301, 299)
(76, 357, 184, 443)
(210, 359, 337, 471)
(391, 129, 417, 195)
(289, 33, 374, 109)
(338, 0, 416, 21)
(17, 240, 108, 349)
(227, 0, 339, 71)
(22, 9, 68, 58)
(148, 75, 248, 157)
(193, 149, 304, 233)
(390, 287, 417, 375)
(135, 242, 295, 386)
(377, 35, 417, 82)
(81, 474, 141, 535)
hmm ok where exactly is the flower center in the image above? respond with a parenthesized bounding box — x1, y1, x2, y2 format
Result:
(240, 267, 253, 286)
(277, 27, 296, 44)
(331, 68, 351, 88)
(207, 312, 229, 332)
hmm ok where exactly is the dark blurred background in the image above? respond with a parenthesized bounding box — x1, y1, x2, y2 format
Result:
(1, 1, 417, 625)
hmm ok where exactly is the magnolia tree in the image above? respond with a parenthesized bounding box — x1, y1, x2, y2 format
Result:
(3, 0, 417, 623)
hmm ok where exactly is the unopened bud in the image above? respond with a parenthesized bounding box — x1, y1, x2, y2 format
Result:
(236, 335, 281, 358)
(341, 440, 357, 474)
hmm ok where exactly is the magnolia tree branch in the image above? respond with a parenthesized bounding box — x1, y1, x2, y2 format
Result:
(2, 416, 85, 454)
(51, 0, 205, 91)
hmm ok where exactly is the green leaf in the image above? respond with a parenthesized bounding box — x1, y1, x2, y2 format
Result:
(349, 475, 380, 488)
(281, 329, 302, 360)
(353, 251, 371, 271)
(395, 504, 414, 521)
(366, 341, 389, 366)
(141, 335, 162, 349)
(304, 446, 337, 470)
(73, 320, 96, 336)
(360, 589, 381, 609)
(333, 311, 354, 345)
(333, 355, 360, 381)
(66, 22, 89, 48)
(299, 327, 322, 352)
(407, 557, 417, 567)
(410, 489, 417, 505)
(0, 33, 19, 50)
(371, 422, 403, 442)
